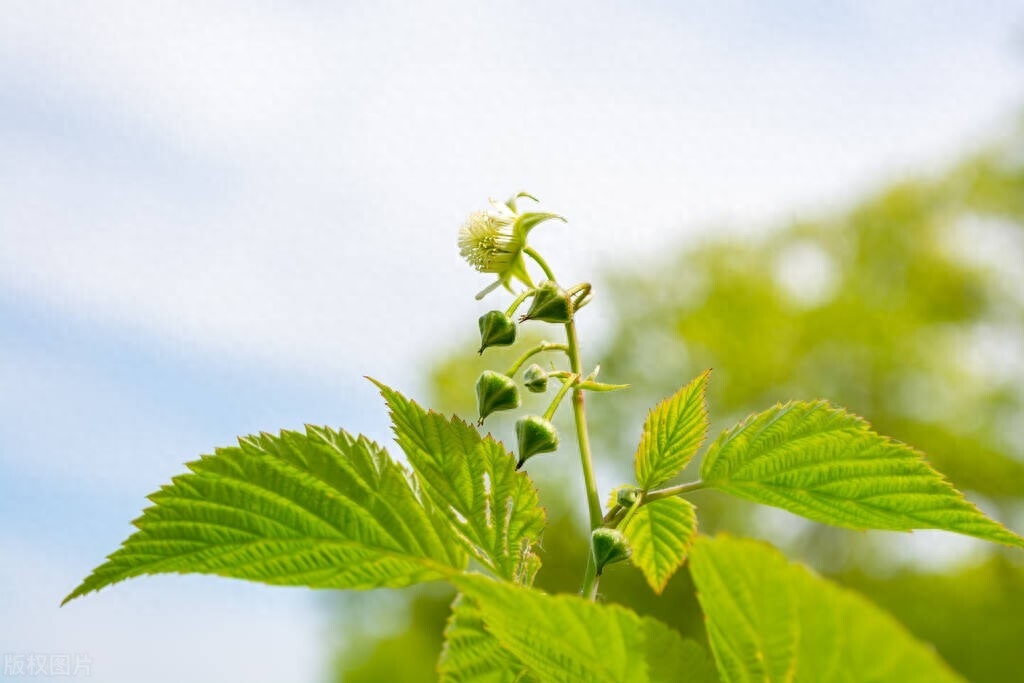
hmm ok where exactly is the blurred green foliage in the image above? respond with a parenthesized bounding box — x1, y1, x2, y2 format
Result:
(333, 130, 1024, 682)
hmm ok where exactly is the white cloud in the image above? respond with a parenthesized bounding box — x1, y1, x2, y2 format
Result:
(1, 1, 1021, 382)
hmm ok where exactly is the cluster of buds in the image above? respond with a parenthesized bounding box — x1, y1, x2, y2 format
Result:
(460, 192, 584, 469)
(460, 192, 635, 586)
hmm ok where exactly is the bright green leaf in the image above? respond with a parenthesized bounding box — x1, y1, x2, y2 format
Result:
(635, 370, 710, 489)
(623, 497, 698, 594)
(63, 428, 465, 605)
(454, 573, 717, 683)
(375, 381, 546, 583)
(700, 401, 1024, 547)
(690, 535, 965, 682)
(438, 594, 535, 683)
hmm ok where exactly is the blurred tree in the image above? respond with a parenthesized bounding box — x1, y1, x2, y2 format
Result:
(332, 128, 1024, 682)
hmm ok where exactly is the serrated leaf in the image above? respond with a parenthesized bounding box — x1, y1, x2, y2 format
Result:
(438, 594, 535, 683)
(700, 401, 1024, 547)
(375, 381, 546, 583)
(635, 370, 710, 489)
(690, 535, 965, 683)
(64, 428, 465, 605)
(623, 497, 698, 593)
(454, 573, 717, 683)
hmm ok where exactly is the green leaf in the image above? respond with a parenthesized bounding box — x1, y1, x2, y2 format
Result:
(438, 594, 535, 683)
(454, 573, 717, 683)
(635, 370, 710, 489)
(690, 535, 965, 682)
(700, 401, 1024, 547)
(63, 428, 465, 605)
(375, 381, 546, 583)
(622, 497, 698, 593)
(645, 618, 720, 683)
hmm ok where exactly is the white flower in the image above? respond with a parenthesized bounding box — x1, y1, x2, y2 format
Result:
(457, 193, 565, 299)
(458, 204, 521, 275)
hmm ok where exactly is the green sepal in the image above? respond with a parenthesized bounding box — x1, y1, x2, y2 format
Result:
(514, 211, 565, 240)
(476, 370, 521, 423)
(501, 255, 535, 293)
(523, 363, 549, 393)
(592, 528, 631, 574)
(504, 191, 539, 213)
(578, 380, 630, 392)
(522, 281, 573, 324)
(478, 310, 517, 354)
(515, 415, 559, 468)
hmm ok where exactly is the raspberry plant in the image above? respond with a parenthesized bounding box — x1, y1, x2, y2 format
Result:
(65, 193, 1024, 682)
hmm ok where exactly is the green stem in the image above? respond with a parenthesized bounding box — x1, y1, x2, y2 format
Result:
(524, 246, 557, 282)
(567, 318, 604, 600)
(543, 374, 578, 421)
(565, 321, 603, 531)
(583, 571, 600, 601)
(523, 244, 603, 600)
(602, 504, 624, 526)
(617, 495, 644, 530)
(505, 342, 569, 378)
(643, 479, 706, 503)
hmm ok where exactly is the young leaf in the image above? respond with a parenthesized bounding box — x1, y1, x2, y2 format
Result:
(63, 428, 465, 605)
(438, 594, 536, 683)
(622, 497, 698, 593)
(690, 535, 965, 682)
(700, 401, 1024, 547)
(635, 370, 710, 490)
(374, 381, 546, 583)
(454, 573, 717, 683)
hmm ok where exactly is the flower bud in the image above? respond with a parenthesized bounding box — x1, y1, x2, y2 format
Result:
(522, 281, 573, 324)
(522, 363, 549, 393)
(515, 415, 559, 468)
(610, 484, 641, 508)
(476, 370, 520, 423)
(477, 310, 517, 354)
(591, 528, 631, 574)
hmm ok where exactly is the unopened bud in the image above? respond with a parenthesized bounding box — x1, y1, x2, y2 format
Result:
(592, 528, 631, 574)
(476, 370, 520, 423)
(522, 364, 549, 393)
(478, 310, 517, 353)
(515, 415, 559, 468)
(522, 281, 573, 324)
(611, 485, 641, 508)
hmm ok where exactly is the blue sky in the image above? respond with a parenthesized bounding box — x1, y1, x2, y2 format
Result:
(2, 2, 1022, 681)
